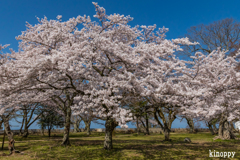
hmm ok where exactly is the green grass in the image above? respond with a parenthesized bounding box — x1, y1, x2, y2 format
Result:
(0, 132, 239, 159)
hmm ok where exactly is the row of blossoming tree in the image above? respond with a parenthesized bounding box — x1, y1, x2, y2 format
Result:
(0, 2, 240, 150)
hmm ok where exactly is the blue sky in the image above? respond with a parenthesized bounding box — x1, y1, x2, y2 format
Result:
(1, 0, 238, 129)
(1, 0, 240, 50)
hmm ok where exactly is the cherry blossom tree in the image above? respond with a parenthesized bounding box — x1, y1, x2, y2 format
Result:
(129, 100, 158, 135)
(179, 49, 240, 140)
(7, 2, 194, 149)
(1, 2, 240, 151)
(72, 109, 97, 136)
(0, 2, 139, 149)
(18, 103, 43, 137)
(0, 15, 88, 145)
(71, 115, 82, 133)
(0, 44, 18, 141)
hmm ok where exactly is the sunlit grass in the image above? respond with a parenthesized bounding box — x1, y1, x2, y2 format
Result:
(0, 132, 239, 159)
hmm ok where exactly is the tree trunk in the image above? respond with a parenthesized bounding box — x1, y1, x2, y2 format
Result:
(213, 123, 218, 134)
(22, 114, 29, 138)
(207, 122, 215, 135)
(218, 118, 224, 138)
(19, 118, 25, 136)
(140, 119, 149, 135)
(61, 108, 71, 146)
(3, 119, 13, 141)
(164, 127, 170, 141)
(87, 121, 91, 136)
(153, 108, 176, 141)
(85, 121, 91, 136)
(214, 114, 236, 140)
(145, 115, 150, 135)
(73, 122, 80, 133)
(163, 117, 174, 141)
(222, 121, 235, 139)
(186, 117, 195, 133)
(73, 116, 81, 133)
(22, 109, 29, 138)
(22, 127, 29, 138)
(136, 118, 140, 134)
(41, 125, 45, 136)
(104, 117, 118, 150)
(48, 126, 51, 137)
(73, 123, 78, 133)
(2, 130, 5, 150)
(230, 121, 236, 132)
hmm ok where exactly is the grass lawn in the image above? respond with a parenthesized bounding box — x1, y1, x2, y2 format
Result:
(0, 132, 239, 159)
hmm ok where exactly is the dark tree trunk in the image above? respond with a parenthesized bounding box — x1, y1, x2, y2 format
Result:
(48, 129, 51, 137)
(1, 130, 5, 150)
(0, 122, 2, 130)
(61, 108, 71, 146)
(48, 126, 51, 137)
(22, 109, 29, 138)
(186, 117, 195, 133)
(22, 107, 42, 138)
(22, 127, 29, 138)
(145, 114, 150, 135)
(140, 119, 149, 135)
(207, 122, 216, 135)
(41, 125, 45, 136)
(136, 118, 140, 134)
(19, 118, 25, 136)
(22, 116, 29, 138)
(104, 117, 118, 150)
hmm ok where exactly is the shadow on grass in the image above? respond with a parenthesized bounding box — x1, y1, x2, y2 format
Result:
(1, 133, 239, 160)
(67, 139, 240, 159)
